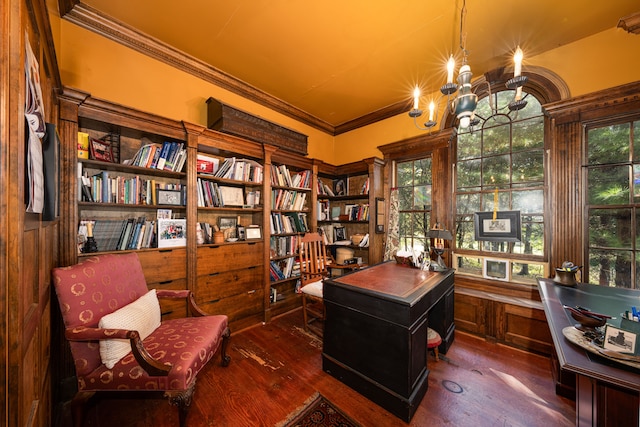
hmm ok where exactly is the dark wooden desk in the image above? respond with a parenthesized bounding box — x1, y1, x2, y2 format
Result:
(322, 262, 455, 422)
(537, 278, 640, 427)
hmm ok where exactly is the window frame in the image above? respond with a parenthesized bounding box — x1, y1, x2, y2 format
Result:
(452, 89, 548, 280)
(584, 117, 640, 289)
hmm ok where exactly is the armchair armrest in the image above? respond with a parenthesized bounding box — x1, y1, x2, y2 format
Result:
(65, 326, 172, 376)
(155, 289, 208, 317)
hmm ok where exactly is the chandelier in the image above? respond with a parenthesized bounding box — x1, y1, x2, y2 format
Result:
(409, 0, 528, 130)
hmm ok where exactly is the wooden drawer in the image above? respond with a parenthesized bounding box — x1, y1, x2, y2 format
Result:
(153, 278, 188, 320)
(196, 266, 262, 302)
(137, 248, 187, 284)
(197, 242, 263, 276)
(198, 288, 264, 325)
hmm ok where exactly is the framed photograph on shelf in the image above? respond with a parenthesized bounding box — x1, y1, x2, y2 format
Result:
(89, 137, 114, 163)
(218, 216, 237, 230)
(474, 210, 521, 242)
(157, 219, 186, 248)
(246, 225, 262, 240)
(333, 178, 347, 196)
(333, 226, 346, 242)
(157, 189, 182, 206)
(219, 186, 244, 206)
(156, 208, 172, 219)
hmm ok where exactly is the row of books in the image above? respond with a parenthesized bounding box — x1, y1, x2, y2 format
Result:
(270, 212, 309, 235)
(270, 165, 312, 189)
(125, 140, 187, 173)
(345, 203, 370, 221)
(271, 189, 307, 211)
(270, 235, 300, 258)
(211, 157, 264, 183)
(269, 258, 300, 282)
(317, 178, 334, 196)
(80, 170, 186, 205)
(78, 217, 158, 253)
(197, 178, 256, 208)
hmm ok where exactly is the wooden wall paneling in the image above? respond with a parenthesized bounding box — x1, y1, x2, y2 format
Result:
(502, 303, 553, 354)
(182, 122, 202, 300)
(548, 119, 584, 271)
(365, 157, 385, 265)
(3, 0, 62, 425)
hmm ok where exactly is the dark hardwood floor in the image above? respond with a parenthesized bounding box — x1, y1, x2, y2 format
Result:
(71, 309, 576, 426)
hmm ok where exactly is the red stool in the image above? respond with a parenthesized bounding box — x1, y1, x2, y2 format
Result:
(427, 327, 442, 361)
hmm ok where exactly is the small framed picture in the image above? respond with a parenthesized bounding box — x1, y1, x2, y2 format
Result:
(246, 226, 262, 240)
(218, 216, 237, 230)
(157, 189, 182, 206)
(334, 226, 346, 242)
(89, 137, 114, 162)
(333, 178, 347, 196)
(157, 219, 187, 248)
(474, 210, 522, 242)
(484, 258, 510, 281)
(156, 208, 172, 219)
(604, 325, 637, 354)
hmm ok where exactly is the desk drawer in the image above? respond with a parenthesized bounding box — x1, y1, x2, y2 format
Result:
(197, 242, 263, 276)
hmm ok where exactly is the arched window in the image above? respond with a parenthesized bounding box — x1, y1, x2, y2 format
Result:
(453, 89, 547, 283)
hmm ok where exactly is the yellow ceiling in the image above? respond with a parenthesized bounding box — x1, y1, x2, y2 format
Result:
(73, 1, 638, 128)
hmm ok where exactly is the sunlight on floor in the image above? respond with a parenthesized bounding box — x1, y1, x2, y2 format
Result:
(490, 367, 573, 422)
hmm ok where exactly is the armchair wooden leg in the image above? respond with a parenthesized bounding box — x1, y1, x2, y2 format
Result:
(70, 391, 94, 427)
(166, 382, 195, 427)
(220, 327, 231, 367)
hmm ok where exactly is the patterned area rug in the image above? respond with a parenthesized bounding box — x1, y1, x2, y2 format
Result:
(277, 393, 361, 427)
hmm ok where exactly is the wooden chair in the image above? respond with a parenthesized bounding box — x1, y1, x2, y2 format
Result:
(51, 252, 231, 427)
(299, 232, 331, 336)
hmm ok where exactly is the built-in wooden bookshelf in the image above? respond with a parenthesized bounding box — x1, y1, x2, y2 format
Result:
(266, 151, 314, 320)
(317, 158, 385, 267)
(59, 89, 385, 331)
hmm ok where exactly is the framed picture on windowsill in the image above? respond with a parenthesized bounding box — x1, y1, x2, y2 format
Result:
(474, 210, 521, 242)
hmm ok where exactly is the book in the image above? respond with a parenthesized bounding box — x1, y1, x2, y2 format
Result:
(77, 132, 90, 159)
(197, 154, 219, 174)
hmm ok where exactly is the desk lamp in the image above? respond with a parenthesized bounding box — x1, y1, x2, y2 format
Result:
(427, 225, 453, 271)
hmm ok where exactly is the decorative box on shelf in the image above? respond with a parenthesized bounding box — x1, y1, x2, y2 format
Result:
(206, 97, 308, 155)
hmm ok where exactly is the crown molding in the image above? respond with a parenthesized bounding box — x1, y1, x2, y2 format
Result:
(618, 12, 640, 34)
(59, 2, 341, 134)
(58, 1, 437, 137)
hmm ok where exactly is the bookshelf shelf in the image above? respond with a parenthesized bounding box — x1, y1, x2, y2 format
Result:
(80, 158, 186, 178)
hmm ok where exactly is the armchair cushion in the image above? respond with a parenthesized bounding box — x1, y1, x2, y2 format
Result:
(98, 289, 161, 368)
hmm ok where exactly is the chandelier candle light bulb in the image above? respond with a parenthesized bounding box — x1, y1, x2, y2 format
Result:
(446, 55, 455, 84)
(408, 2, 528, 130)
(513, 46, 523, 77)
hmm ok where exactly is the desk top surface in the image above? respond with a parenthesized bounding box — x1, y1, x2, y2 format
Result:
(537, 278, 640, 390)
(326, 261, 453, 302)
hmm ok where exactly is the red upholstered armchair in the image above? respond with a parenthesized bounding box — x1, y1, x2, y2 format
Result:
(52, 253, 230, 427)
